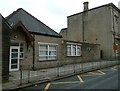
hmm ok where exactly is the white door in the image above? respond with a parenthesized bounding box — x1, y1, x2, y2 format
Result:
(9, 46, 20, 71)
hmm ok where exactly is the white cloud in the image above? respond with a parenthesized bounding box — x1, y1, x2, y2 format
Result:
(0, 0, 120, 32)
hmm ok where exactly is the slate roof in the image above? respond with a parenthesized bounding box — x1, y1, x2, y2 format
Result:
(6, 8, 62, 38)
(1, 14, 12, 30)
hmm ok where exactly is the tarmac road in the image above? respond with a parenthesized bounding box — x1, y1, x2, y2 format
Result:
(15, 66, 120, 91)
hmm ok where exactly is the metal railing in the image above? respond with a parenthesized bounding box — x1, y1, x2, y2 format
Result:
(9, 60, 120, 85)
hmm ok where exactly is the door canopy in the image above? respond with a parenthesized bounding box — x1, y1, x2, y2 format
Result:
(11, 21, 34, 47)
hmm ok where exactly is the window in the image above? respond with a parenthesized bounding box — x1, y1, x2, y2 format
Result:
(67, 43, 81, 56)
(39, 42, 57, 61)
(19, 44, 24, 59)
(11, 43, 24, 59)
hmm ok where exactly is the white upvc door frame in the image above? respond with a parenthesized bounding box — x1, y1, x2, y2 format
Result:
(9, 46, 20, 71)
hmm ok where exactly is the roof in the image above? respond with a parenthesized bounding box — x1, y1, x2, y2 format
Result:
(68, 3, 120, 18)
(1, 14, 12, 29)
(6, 8, 62, 38)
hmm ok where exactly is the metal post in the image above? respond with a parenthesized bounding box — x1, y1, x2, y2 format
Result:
(57, 66, 59, 77)
(28, 65, 30, 83)
(100, 61, 101, 69)
(106, 61, 108, 67)
(79, 63, 81, 72)
(74, 64, 75, 73)
(20, 65, 22, 85)
(92, 62, 94, 69)
(81, 62, 83, 72)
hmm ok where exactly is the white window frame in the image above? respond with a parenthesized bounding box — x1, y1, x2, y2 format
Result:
(67, 42, 81, 56)
(11, 42, 24, 59)
(38, 42, 58, 61)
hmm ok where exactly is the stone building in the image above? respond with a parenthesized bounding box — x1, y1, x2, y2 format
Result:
(1, 14, 11, 82)
(60, 40, 100, 65)
(60, 2, 120, 60)
(6, 8, 62, 70)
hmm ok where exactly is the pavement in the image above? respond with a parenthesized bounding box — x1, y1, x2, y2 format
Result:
(2, 60, 119, 91)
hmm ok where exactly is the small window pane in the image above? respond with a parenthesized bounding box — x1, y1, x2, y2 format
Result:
(11, 65, 18, 69)
(49, 51, 56, 55)
(20, 47, 23, 52)
(49, 46, 56, 50)
(20, 53, 24, 58)
(67, 47, 71, 56)
(77, 46, 81, 56)
(72, 46, 76, 56)
(40, 45, 47, 51)
(12, 49, 18, 52)
(39, 51, 48, 55)
(49, 56, 56, 60)
(11, 53, 18, 58)
(77, 49, 80, 56)
(11, 59, 18, 64)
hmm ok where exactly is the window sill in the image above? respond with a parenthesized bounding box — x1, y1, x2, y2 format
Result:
(66, 56, 82, 57)
(38, 59, 57, 62)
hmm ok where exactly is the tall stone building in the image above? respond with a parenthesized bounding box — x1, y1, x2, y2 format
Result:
(60, 2, 120, 60)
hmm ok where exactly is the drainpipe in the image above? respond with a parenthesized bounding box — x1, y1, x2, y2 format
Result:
(82, 14, 85, 42)
(112, 7, 116, 60)
(112, 6, 116, 60)
(32, 34, 35, 70)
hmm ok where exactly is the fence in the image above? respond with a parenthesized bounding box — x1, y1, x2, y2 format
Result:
(9, 60, 120, 85)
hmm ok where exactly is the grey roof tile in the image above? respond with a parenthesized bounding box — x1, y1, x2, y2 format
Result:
(6, 8, 62, 38)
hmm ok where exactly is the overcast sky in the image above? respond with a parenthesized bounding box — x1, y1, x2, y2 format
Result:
(0, 0, 120, 32)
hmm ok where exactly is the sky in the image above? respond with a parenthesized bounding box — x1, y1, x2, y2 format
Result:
(0, 0, 120, 33)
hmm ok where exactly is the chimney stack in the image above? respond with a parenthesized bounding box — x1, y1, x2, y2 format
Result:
(83, 1, 89, 11)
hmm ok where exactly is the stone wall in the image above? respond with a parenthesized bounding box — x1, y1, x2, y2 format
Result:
(65, 5, 120, 59)
(61, 40, 100, 65)
(2, 17, 10, 83)
(33, 34, 62, 69)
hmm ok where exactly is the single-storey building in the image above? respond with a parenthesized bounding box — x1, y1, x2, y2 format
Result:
(6, 8, 62, 70)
